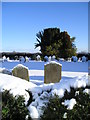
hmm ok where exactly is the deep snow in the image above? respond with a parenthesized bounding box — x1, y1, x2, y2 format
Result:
(0, 60, 89, 118)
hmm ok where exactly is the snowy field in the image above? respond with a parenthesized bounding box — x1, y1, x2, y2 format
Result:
(0, 60, 89, 118)
(0, 60, 88, 85)
(1, 60, 88, 83)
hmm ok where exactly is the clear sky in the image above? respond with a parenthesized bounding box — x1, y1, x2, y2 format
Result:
(2, 2, 88, 53)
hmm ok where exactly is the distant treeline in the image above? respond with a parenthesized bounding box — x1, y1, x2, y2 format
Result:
(0, 52, 42, 60)
(77, 52, 90, 60)
(0, 52, 90, 60)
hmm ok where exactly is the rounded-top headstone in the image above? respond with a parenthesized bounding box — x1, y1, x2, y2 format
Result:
(44, 56, 48, 62)
(82, 56, 86, 62)
(3, 56, 7, 62)
(12, 64, 29, 81)
(51, 55, 56, 61)
(7, 57, 10, 61)
(25, 56, 29, 62)
(36, 55, 41, 61)
(44, 61, 62, 84)
(48, 56, 51, 62)
(19, 56, 25, 62)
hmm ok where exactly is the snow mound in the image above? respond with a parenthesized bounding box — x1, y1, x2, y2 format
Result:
(28, 105, 39, 118)
(0, 73, 36, 104)
(0, 68, 12, 75)
(0, 72, 88, 119)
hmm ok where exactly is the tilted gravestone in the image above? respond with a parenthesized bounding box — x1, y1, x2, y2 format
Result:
(44, 61, 62, 84)
(12, 64, 29, 81)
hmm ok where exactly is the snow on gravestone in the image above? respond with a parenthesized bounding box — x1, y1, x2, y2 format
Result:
(44, 61, 62, 84)
(12, 64, 29, 81)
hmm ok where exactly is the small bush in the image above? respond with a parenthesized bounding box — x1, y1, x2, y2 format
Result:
(41, 94, 67, 120)
(2, 90, 31, 120)
(40, 86, 90, 120)
(66, 87, 90, 120)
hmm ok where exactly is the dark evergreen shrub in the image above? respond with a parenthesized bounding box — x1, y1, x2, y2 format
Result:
(41, 94, 67, 120)
(40, 86, 90, 120)
(2, 90, 31, 120)
(67, 88, 90, 120)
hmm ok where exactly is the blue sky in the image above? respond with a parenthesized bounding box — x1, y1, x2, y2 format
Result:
(2, 2, 88, 53)
(89, 1, 90, 53)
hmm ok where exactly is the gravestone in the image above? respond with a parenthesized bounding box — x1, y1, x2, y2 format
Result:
(12, 64, 29, 81)
(36, 55, 41, 61)
(82, 56, 86, 62)
(44, 56, 48, 62)
(51, 55, 56, 61)
(19, 56, 25, 62)
(48, 56, 51, 62)
(72, 56, 77, 62)
(3, 56, 7, 62)
(44, 61, 62, 84)
(25, 56, 29, 62)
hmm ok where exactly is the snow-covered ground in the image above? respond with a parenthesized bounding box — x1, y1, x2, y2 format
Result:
(0, 60, 89, 118)
(1, 60, 88, 72)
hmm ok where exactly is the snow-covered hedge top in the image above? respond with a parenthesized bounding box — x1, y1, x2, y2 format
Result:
(63, 98, 76, 110)
(45, 61, 62, 66)
(0, 73, 36, 104)
(0, 72, 88, 119)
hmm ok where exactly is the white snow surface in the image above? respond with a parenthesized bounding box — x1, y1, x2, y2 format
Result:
(0, 71, 88, 118)
(0, 73, 36, 104)
(28, 105, 39, 118)
(13, 64, 29, 70)
(63, 98, 76, 110)
(45, 61, 62, 66)
(0, 61, 89, 119)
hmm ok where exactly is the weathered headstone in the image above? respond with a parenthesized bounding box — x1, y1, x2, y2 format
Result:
(12, 64, 29, 81)
(44, 61, 62, 84)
